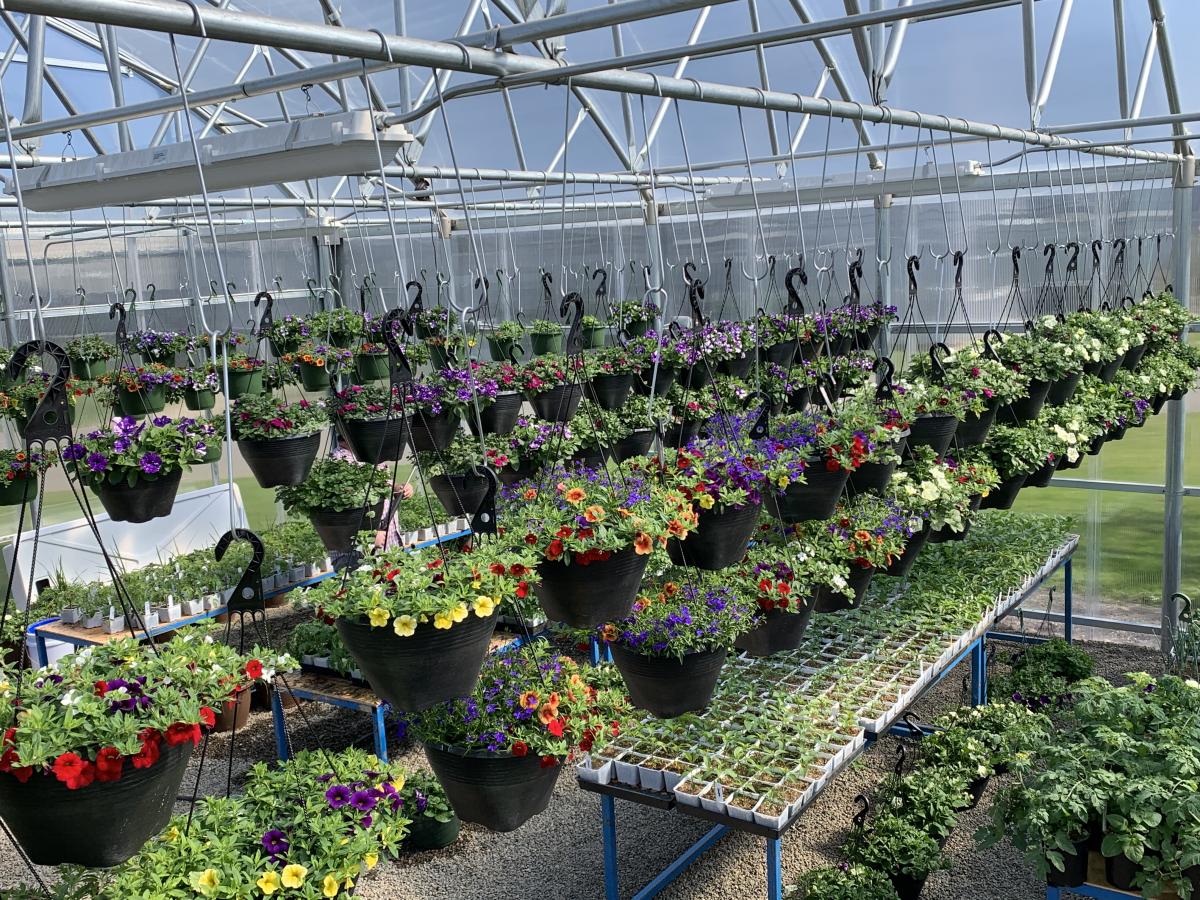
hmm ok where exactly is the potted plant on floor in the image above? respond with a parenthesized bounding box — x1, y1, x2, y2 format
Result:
(874, 767, 971, 843)
(501, 462, 696, 627)
(401, 772, 461, 851)
(412, 641, 625, 831)
(64, 335, 116, 381)
(276, 457, 391, 553)
(846, 813, 949, 900)
(598, 574, 752, 717)
(232, 395, 328, 487)
(793, 864, 900, 900)
(0, 448, 50, 508)
(315, 540, 538, 710)
(517, 353, 586, 422)
(62, 415, 207, 523)
(331, 384, 409, 464)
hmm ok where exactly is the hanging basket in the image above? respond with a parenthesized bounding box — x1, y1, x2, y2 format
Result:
(117, 385, 167, 416)
(528, 383, 583, 422)
(582, 325, 608, 349)
(529, 331, 564, 356)
(226, 369, 264, 399)
(183, 387, 216, 411)
(211, 689, 252, 734)
(786, 385, 814, 412)
(663, 421, 702, 449)
(1057, 452, 1084, 471)
(340, 416, 409, 464)
(201, 441, 223, 464)
(238, 432, 321, 488)
(1006, 379, 1051, 423)
(733, 603, 816, 657)
(308, 501, 384, 553)
(69, 357, 109, 381)
(470, 392, 523, 437)
(94, 468, 183, 524)
(535, 546, 649, 627)
(718, 354, 753, 379)
(614, 429, 655, 461)
(678, 365, 714, 391)
(430, 471, 490, 519)
(814, 565, 875, 612)
(883, 525, 929, 579)
(847, 441, 904, 497)
(423, 743, 560, 833)
(354, 351, 391, 383)
(337, 611, 499, 712)
(0, 475, 37, 508)
(764, 459, 848, 523)
(298, 361, 331, 392)
(1045, 371, 1083, 407)
(953, 403, 998, 448)
(609, 643, 727, 718)
(980, 472, 1027, 510)
(409, 410, 462, 453)
(667, 501, 760, 571)
(929, 495, 982, 542)
(486, 335, 517, 362)
(0, 742, 193, 867)
(907, 413, 957, 456)
(764, 341, 797, 368)
(1122, 343, 1148, 371)
(1099, 353, 1125, 383)
(497, 462, 543, 486)
(1025, 458, 1058, 487)
(141, 350, 181, 368)
(632, 366, 678, 396)
(587, 373, 634, 411)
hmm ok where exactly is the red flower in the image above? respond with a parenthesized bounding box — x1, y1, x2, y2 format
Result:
(94, 747, 124, 783)
(610, 721, 621, 737)
(539, 755, 558, 769)
(524, 533, 537, 546)
(52, 752, 95, 790)
(165, 722, 201, 747)
(555, 526, 573, 539)
(131, 730, 161, 769)
(510, 740, 529, 757)
(547, 717, 565, 738)
(545, 539, 565, 562)
(515, 581, 529, 599)
(509, 564, 529, 577)
(244, 659, 263, 679)
(825, 458, 841, 472)
(199, 706, 216, 729)
(0, 747, 31, 782)
(94, 680, 109, 698)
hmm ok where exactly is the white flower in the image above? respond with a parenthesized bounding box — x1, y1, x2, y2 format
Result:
(60, 689, 83, 707)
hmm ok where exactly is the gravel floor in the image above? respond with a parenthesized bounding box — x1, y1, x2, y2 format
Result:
(0, 633, 1160, 899)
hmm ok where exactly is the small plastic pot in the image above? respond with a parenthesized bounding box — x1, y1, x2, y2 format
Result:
(471, 392, 522, 437)
(409, 410, 461, 453)
(764, 459, 848, 523)
(1086, 432, 1106, 456)
(889, 872, 929, 900)
(528, 383, 583, 422)
(407, 813, 461, 851)
(1006, 379, 1051, 423)
(1045, 371, 1083, 407)
(94, 468, 183, 524)
(238, 432, 321, 488)
(535, 546, 650, 627)
(337, 610, 498, 711)
(814, 565, 875, 612)
(614, 429, 655, 461)
(212, 688, 252, 733)
(340, 416, 409, 464)
(980, 472, 1027, 510)
(298, 361, 331, 391)
(529, 331, 564, 356)
(226, 368, 264, 399)
(183, 387, 216, 411)
(733, 604, 815, 657)
(424, 743, 560, 832)
(587, 373, 634, 411)
(1045, 838, 1090, 888)
(908, 414, 958, 456)
(667, 501, 760, 571)
(609, 643, 727, 718)
(430, 471, 490, 519)
(308, 502, 384, 553)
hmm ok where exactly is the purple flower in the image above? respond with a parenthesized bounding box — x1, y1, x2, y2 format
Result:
(325, 784, 351, 809)
(415, 790, 428, 814)
(86, 452, 109, 473)
(261, 829, 289, 856)
(62, 443, 85, 462)
(139, 452, 162, 475)
(350, 790, 378, 812)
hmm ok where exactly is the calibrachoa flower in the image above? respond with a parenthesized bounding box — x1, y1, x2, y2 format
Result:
(63, 416, 210, 487)
(231, 394, 327, 440)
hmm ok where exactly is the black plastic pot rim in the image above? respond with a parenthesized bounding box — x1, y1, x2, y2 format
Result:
(423, 742, 561, 765)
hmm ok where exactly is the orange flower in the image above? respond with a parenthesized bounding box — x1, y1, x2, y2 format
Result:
(632, 596, 650, 612)
(564, 487, 587, 505)
(854, 530, 872, 543)
(633, 532, 653, 555)
(667, 519, 687, 538)
(600, 624, 618, 642)
(547, 692, 561, 706)
(663, 582, 679, 596)
(522, 488, 538, 501)
(583, 505, 606, 523)
(538, 703, 559, 725)
(518, 691, 540, 709)
(617, 507, 632, 518)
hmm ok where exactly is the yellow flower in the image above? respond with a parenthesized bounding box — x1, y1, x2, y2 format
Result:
(368, 607, 390, 628)
(164, 825, 180, 842)
(433, 611, 454, 630)
(191, 869, 220, 896)
(323, 874, 340, 897)
(345, 877, 355, 890)
(363, 852, 379, 871)
(697, 493, 715, 509)
(281, 864, 308, 889)
(393, 615, 417, 637)
(776, 475, 789, 488)
(257, 871, 281, 896)
(472, 595, 496, 617)
(451, 604, 469, 623)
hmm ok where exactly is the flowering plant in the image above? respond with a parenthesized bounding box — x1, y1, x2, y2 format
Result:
(412, 365, 499, 415)
(308, 307, 365, 343)
(275, 457, 390, 515)
(1030, 315, 1105, 365)
(110, 363, 186, 394)
(583, 346, 640, 377)
(1066, 309, 1136, 360)
(225, 353, 265, 372)
(501, 463, 697, 563)
(180, 364, 220, 393)
(596, 574, 753, 659)
(63, 416, 209, 486)
(130, 330, 191, 360)
(1039, 405, 1099, 464)
(995, 329, 1082, 381)
(516, 353, 586, 395)
(231, 395, 327, 440)
(492, 320, 526, 343)
(266, 314, 311, 347)
(0, 448, 51, 484)
(661, 437, 771, 509)
(909, 346, 1028, 414)
(571, 400, 634, 449)
(460, 417, 581, 476)
(797, 494, 920, 570)
(286, 342, 355, 371)
(64, 334, 115, 363)
(665, 382, 720, 424)
(413, 306, 458, 338)
(675, 321, 742, 366)
(0, 374, 99, 420)
(625, 332, 687, 369)
(984, 423, 1059, 479)
(476, 359, 521, 393)
(307, 541, 538, 634)
(889, 446, 977, 532)
(830, 302, 898, 335)
(727, 538, 853, 610)
(412, 641, 626, 761)
(753, 312, 810, 347)
(1134, 290, 1192, 346)
(0, 634, 287, 788)
(609, 299, 658, 326)
(330, 383, 406, 422)
(896, 378, 967, 420)
(1137, 345, 1200, 396)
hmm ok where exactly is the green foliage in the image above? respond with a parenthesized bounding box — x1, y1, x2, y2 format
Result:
(846, 813, 948, 880)
(789, 864, 898, 900)
(989, 638, 1094, 710)
(275, 457, 390, 515)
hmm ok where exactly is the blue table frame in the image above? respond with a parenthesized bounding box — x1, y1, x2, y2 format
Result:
(271, 673, 391, 762)
(589, 549, 1076, 900)
(1047, 886, 1134, 899)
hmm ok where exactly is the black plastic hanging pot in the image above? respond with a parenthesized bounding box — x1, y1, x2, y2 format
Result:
(423, 743, 561, 833)
(471, 392, 523, 437)
(1152, 393, 1169, 414)
(1121, 342, 1148, 371)
(966, 775, 990, 809)
(664, 421, 702, 449)
(764, 458, 848, 523)
(572, 447, 606, 469)
(0, 474, 36, 508)
(678, 365, 714, 391)
(94, 468, 183, 524)
(1046, 838, 1090, 888)
(1025, 458, 1057, 487)
(614, 429, 655, 461)
(354, 351, 390, 383)
(528, 383, 583, 422)
(764, 341, 797, 368)
(340, 416, 409, 464)
(632, 366, 678, 396)
(889, 872, 929, 900)
(117, 385, 166, 416)
(1057, 452, 1084, 471)
(786, 385, 814, 412)
(814, 565, 875, 612)
(1006, 379, 1051, 423)
(718, 354, 753, 379)
(69, 357, 108, 380)
(908, 413, 958, 456)
(1086, 432, 1106, 456)
(407, 813, 461, 851)
(929, 495, 982, 543)
(1045, 371, 1083, 407)
(338, 610, 499, 711)
(238, 432, 321, 488)
(430, 471, 490, 519)
(884, 525, 929, 579)
(734, 603, 816, 657)
(183, 387, 216, 411)
(609, 643, 727, 718)
(847, 455, 901, 497)
(980, 472, 1028, 510)
(667, 501, 760, 571)
(0, 742, 193, 867)
(831, 333, 854, 357)
(497, 462, 542, 486)
(1099, 353, 1125, 383)
(587, 373, 634, 411)
(954, 403, 998, 448)
(535, 546, 650, 627)
(309, 502, 384, 553)
(409, 410, 462, 452)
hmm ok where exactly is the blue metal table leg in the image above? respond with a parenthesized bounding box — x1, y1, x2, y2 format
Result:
(270, 688, 289, 761)
(373, 704, 388, 761)
(970, 638, 986, 706)
(34, 632, 48, 668)
(1064, 557, 1074, 644)
(602, 794, 620, 900)
(1047, 887, 1060, 899)
(766, 837, 783, 900)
